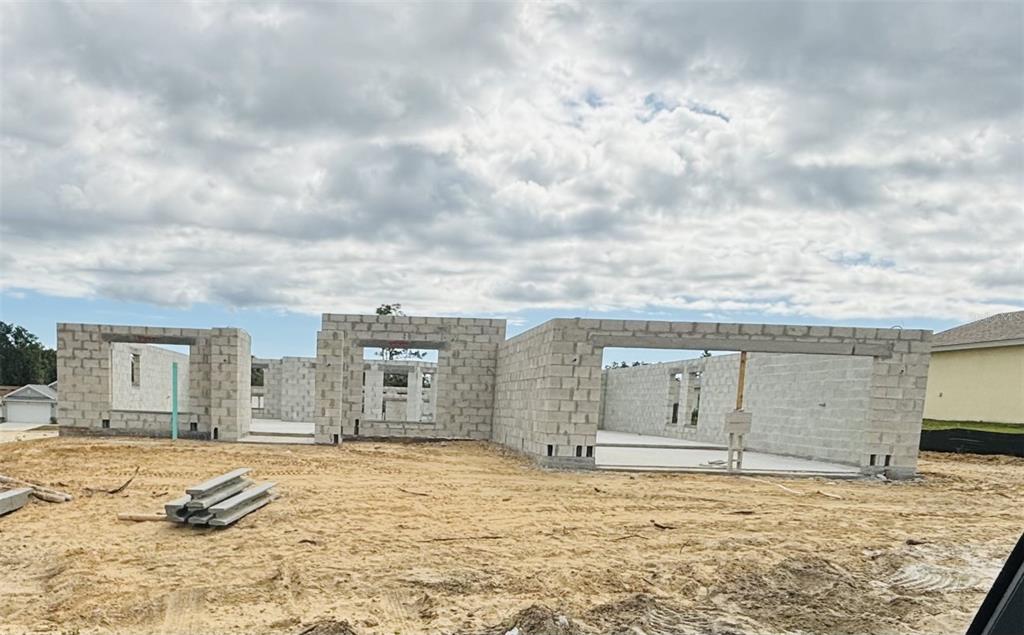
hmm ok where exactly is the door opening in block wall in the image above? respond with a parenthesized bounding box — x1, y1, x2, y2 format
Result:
(596, 346, 875, 473)
(601, 348, 716, 436)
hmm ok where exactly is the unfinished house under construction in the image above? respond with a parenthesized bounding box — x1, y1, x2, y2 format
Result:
(56, 314, 931, 478)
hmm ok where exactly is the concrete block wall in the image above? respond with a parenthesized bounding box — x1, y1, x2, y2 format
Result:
(279, 357, 315, 422)
(56, 323, 250, 440)
(110, 343, 190, 412)
(493, 320, 602, 467)
(252, 358, 282, 419)
(314, 314, 505, 443)
(600, 362, 688, 435)
(744, 354, 873, 462)
(56, 316, 929, 477)
(494, 319, 930, 476)
(255, 356, 316, 422)
(209, 328, 251, 441)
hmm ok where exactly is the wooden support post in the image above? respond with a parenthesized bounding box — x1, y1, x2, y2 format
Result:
(730, 352, 749, 472)
(171, 361, 179, 440)
(735, 351, 747, 410)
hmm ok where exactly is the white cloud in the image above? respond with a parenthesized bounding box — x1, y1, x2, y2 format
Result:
(1, 2, 1021, 322)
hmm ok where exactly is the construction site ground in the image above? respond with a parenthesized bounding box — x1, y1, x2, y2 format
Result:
(0, 436, 1020, 635)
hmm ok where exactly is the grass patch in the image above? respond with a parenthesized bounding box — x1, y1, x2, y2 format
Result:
(923, 419, 1024, 434)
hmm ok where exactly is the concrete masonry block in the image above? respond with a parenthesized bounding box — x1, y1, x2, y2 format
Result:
(740, 323, 763, 335)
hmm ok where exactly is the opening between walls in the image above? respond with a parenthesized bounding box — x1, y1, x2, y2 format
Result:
(361, 348, 440, 425)
(599, 349, 717, 442)
(110, 343, 191, 416)
(669, 369, 702, 427)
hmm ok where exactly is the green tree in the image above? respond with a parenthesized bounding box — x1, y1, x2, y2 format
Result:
(0, 322, 57, 386)
(374, 304, 427, 388)
(605, 360, 647, 369)
(374, 303, 427, 362)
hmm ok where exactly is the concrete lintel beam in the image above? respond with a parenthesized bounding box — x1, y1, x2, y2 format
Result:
(100, 333, 198, 346)
(356, 339, 448, 350)
(589, 335, 892, 358)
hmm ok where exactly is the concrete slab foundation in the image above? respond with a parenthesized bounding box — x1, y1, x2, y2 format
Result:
(594, 431, 861, 476)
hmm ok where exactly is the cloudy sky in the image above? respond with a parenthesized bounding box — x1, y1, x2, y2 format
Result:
(1, 2, 1022, 355)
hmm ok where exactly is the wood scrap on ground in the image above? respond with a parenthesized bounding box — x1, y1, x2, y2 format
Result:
(0, 474, 73, 502)
(611, 533, 650, 541)
(117, 512, 167, 522)
(415, 532, 503, 544)
(86, 466, 140, 495)
(741, 476, 843, 499)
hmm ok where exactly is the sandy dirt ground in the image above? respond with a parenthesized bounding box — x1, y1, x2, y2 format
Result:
(0, 424, 58, 445)
(0, 437, 1021, 635)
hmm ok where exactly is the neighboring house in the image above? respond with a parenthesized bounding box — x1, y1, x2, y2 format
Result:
(1, 384, 58, 424)
(924, 311, 1024, 425)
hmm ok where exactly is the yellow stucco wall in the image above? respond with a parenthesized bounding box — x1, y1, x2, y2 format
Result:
(924, 345, 1024, 424)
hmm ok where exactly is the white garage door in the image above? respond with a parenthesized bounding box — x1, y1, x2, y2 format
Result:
(5, 401, 51, 424)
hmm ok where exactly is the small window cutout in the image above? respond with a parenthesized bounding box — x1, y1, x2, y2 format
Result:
(189, 421, 197, 432)
(869, 454, 877, 466)
(671, 403, 679, 424)
(354, 419, 360, 436)
(546, 444, 555, 457)
(130, 353, 141, 386)
(585, 446, 594, 458)
(333, 433, 340, 444)
(213, 427, 219, 440)
(101, 419, 110, 429)
(884, 454, 892, 467)
(575, 445, 583, 457)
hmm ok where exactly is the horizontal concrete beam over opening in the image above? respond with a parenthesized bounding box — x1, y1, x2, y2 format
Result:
(364, 362, 439, 373)
(355, 339, 450, 350)
(590, 335, 892, 357)
(99, 333, 197, 346)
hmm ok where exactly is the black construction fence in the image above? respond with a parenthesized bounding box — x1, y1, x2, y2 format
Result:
(920, 428, 1024, 458)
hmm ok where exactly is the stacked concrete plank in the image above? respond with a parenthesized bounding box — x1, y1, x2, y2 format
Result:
(0, 488, 33, 517)
(164, 468, 276, 527)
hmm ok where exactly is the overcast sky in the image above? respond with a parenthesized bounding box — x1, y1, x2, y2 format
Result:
(1, 2, 1022, 345)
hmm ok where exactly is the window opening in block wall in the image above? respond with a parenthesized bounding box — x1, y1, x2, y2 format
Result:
(362, 348, 440, 424)
(130, 353, 141, 386)
(111, 343, 191, 416)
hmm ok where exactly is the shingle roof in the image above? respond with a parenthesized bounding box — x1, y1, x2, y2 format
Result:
(3, 384, 58, 402)
(933, 311, 1024, 349)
